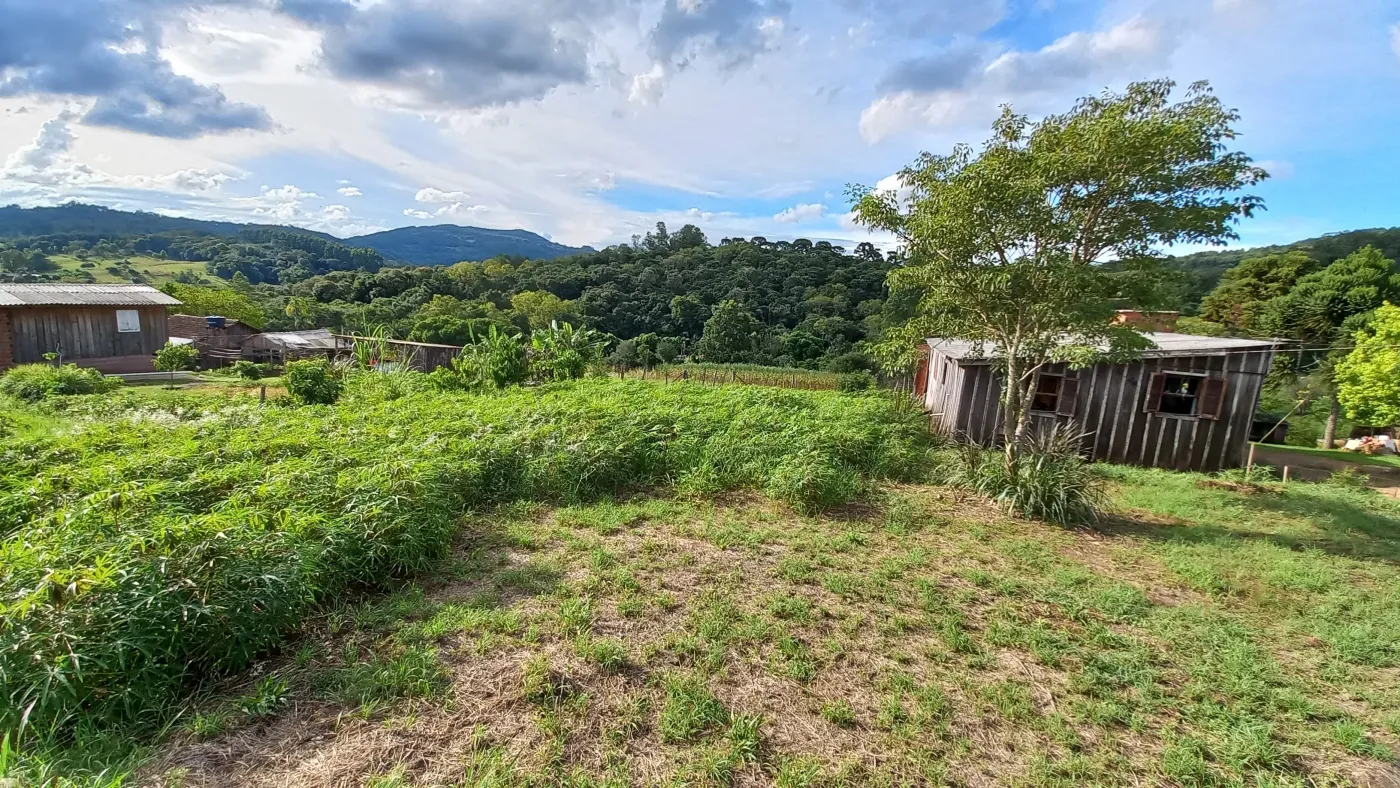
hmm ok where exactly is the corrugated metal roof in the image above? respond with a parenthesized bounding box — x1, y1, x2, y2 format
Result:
(929, 332, 1278, 362)
(243, 329, 339, 350)
(0, 283, 183, 307)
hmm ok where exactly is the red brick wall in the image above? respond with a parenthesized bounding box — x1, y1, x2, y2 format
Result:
(0, 309, 13, 370)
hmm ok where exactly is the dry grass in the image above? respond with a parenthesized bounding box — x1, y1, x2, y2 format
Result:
(142, 477, 1400, 787)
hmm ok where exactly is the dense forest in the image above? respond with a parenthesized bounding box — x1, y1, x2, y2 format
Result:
(250, 223, 909, 369)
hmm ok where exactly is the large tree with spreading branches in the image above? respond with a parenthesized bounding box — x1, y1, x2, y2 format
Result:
(849, 79, 1267, 464)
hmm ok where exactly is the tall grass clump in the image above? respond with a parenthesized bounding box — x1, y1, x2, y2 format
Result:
(953, 424, 1106, 524)
(0, 363, 121, 403)
(0, 377, 933, 742)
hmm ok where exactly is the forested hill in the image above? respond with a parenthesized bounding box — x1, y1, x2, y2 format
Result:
(0, 204, 583, 268)
(353, 225, 585, 264)
(0, 203, 334, 240)
(1167, 227, 1400, 310)
(256, 224, 907, 369)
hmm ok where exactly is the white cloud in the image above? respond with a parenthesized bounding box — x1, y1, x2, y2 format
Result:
(628, 63, 669, 105)
(773, 202, 826, 223)
(415, 187, 469, 203)
(1, 110, 238, 197)
(235, 184, 319, 221)
(337, 186, 362, 197)
(860, 15, 1179, 141)
(322, 204, 351, 222)
(403, 200, 489, 222)
(1391, 22, 1400, 59)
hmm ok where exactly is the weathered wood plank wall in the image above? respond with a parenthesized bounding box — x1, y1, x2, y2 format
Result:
(929, 350, 1274, 472)
(7, 307, 169, 364)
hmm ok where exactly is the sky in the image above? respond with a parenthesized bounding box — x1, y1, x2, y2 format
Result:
(0, 0, 1397, 251)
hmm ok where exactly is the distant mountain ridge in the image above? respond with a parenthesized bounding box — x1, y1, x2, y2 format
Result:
(351, 224, 587, 265)
(0, 203, 586, 265)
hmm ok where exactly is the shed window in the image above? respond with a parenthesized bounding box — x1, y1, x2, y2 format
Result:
(115, 310, 141, 333)
(1030, 373, 1081, 416)
(1145, 373, 1228, 419)
(1031, 374, 1063, 412)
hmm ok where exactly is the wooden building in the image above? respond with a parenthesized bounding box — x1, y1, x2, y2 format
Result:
(0, 283, 180, 373)
(919, 333, 1279, 472)
(241, 329, 339, 364)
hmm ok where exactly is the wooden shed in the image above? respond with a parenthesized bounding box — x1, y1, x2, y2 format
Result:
(241, 329, 339, 364)
(921, 333, 1279, 472)
(0, 283, 180, 373)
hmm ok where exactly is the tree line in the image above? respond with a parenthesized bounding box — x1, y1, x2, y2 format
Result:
(235, 224, 909, 370)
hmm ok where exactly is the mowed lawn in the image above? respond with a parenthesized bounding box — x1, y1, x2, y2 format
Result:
(147, 469, 1400, 787)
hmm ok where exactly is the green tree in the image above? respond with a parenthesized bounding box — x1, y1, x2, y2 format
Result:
(849, 79, 1265, 463)
(1200, 251, 1316, 331)
(656, 337, 682, 364)
(162, 283, 267, 329)
(153, 342, 199, 387)
(695, 300, 763, 363)
(284, 296, 321, 330)
(670, 295, 710, 338)
(511, 290, 578, 330)
(608, 339, 640, 374)
(1336, 304, 1400, 425)
(1262, 245, 1400, 444)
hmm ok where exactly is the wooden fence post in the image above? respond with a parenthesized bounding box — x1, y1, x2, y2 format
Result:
(1246, 443, 1257, 479)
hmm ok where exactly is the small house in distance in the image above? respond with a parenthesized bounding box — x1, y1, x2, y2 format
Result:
(919, 332, 1278, 472)
(0, 283, 180, 373)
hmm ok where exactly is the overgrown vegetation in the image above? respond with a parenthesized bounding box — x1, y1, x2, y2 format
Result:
(70, 462, 1399, 787)
(0, 363, 121, 402)
(0, 377, 932, 750)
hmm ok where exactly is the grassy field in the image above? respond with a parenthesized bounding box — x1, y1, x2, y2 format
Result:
(3, 378, 1400, 786)
(43, 254, 211, 285)
(128, 468, 1400, 788)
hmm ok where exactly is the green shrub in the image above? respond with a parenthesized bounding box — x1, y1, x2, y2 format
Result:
(283, 358, 343, 404)
(836, 371, 876, 393)
(230, 360, 265, 381)
(954, 425, 1105, 524)
(0, 363, 121, 402)
(153, 343, 200, 383)
(0, 379, 932, 739)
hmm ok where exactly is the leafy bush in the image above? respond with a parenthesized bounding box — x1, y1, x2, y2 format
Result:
(954, 425, 1105, 524)
(230, 360, 266, 380)
(0, 363, 121, 403)
(529, 322, 607, 382)
(434, 326, 529, 390)
(283, 358, 343, 404)
(836, 371, 876, 393)
(0, 379, 932, 738)
(153, 343, 200, 380)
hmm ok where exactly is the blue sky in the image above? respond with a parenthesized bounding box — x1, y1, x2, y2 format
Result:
(0, 0, 1397, 252)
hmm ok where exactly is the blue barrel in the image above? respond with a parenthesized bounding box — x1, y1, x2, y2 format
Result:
(206, 316, 227, 328)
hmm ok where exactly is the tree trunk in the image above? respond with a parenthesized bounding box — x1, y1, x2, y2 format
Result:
(1001, 357, 1021, 470)
(1324, 395, 1340, 449)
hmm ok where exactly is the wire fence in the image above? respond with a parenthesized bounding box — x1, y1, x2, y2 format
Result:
(619, 363, 914, 393)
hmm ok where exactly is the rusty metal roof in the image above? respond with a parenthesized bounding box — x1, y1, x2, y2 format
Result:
(0, 283, 183, 307)
(929, 332, 1279, 362)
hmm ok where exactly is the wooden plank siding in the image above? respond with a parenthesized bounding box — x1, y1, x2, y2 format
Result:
(7, 306, 169, 365)
(928, 349, 1275, 472)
